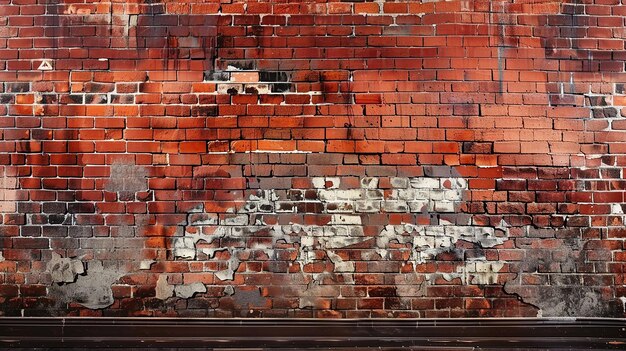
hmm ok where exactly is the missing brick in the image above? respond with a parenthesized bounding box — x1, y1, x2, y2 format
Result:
(259, 71, 289, 82)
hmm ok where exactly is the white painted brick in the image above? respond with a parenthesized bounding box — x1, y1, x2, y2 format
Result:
(444, 189, 463, 200)
(326, 236, 365, 248)
(331, 214, 362, 225)
(365, 190, 384, 199)
(355, 200, 381, 213)
(413, 236, 435, 248)
(413, 190, 431, 200)
(390, 177, 409, 188)
(312, 177, 340, 189)
(326, 201, 354, 213)
(230, 226, 258, 237)
(302, 251, 317, 262)
(360, 177, 379, 189)
(312, 177, 326, 189)
(449, 178, 468, 189)
(425, 226, 446, 236)
(410, 177, 440, 189)
(173, 237, 197, 259)
(445, 226, 468, 237)
(435, 236, 452, 248)
(217, 83, 243, 94)
(139, 260, 155, 270)
(334, 189, 364, 200)
(433, 201, 455, 212)
(333, 261, 355, 272)
(383, 201, 409, 212)
(395, 189, 414, 200)
(301, 236, 315, 247)
(348, 226, 365, 236)
(396, 189, 430, 201)
(318, 189, 336, 201)
(475, 262, 491, 273)
(611, 203, 623, 214)
(408, 201, 428, 212)
(222, 215, 249, 226)
(473, 226, 495, 237)
(303, 226, 324, 237)
(290, 224, 302, 233)
(326, 226, 349, 236)
(429, 189, 445, 200)
(328, 251, 354, 272)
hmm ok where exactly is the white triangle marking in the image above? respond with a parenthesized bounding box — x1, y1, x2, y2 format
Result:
(37, 60, 53, 71)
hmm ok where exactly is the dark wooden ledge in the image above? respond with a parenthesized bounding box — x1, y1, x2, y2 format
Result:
(0, 317, 625, 350)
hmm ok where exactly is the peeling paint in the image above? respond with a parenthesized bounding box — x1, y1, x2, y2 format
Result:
(155, 274, 174, 300)
(105, 162, 148, 198)
(299, 280, 333, 309)
(174, 283, 206, 299)
(50, 261, 122, 309)
(0, 168, 17, 214)
(139, 260, 155, 270)
(502, 240, 619, 317)
(456, 261, 505, 285)
(172, 171, 509, 295)
(506, 285, 609, 317)
(47, 253, 84, 283)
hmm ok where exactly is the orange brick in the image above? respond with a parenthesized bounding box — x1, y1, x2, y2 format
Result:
(230, 72, 259, 83)
(355, 2, 379, 14)
(257, 140, 296, 151)
(179, 142, 207, 154)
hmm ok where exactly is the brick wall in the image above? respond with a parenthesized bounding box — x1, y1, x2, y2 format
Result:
(1, 0, 626, 318)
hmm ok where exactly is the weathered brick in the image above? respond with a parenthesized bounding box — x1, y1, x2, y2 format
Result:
(0, 0, 624, 319)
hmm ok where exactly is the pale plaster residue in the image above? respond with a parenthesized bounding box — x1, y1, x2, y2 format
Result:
(172, 173, 508, 289)
(0, 167, 17, 213)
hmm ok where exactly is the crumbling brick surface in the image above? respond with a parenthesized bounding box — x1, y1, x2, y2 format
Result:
(1, 0, 626, 318)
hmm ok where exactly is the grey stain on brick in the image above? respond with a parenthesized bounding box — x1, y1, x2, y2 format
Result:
(232, 288, 268, 309)
(50, 260, 122, 309)
(155, 274, 174, 300)
(503, 239, 620, 317)
(105, 162, 148, 197)
(47, 252, 84, 283)
(175, 283, 207, 299)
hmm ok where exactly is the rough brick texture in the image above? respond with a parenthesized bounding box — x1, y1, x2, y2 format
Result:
(1, 0, 626, 318)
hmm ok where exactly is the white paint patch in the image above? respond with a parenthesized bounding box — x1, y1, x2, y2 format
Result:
(47, 252, 85, 283)
(174, 283, 206, 298)
(612, 204, 623, 214)
(139, 260, 155, 270)
(175, 175, 509, 288)
(458, 261, 505, 285)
